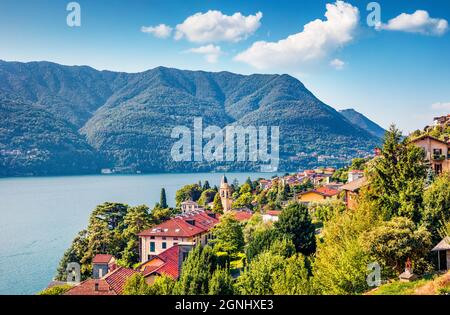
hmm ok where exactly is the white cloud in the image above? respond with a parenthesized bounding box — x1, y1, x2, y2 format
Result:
(141, 24, 173, 38)
(234, 1, 359, 70)
(330, 58, 345, 70)
(376, 10, 448, 36)
(175, 10, 263, 43)
(431, 102, 450, 111)
(186, 44, 223, 63)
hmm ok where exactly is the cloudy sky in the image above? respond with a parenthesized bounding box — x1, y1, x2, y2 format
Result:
(0, 0, 449, 132)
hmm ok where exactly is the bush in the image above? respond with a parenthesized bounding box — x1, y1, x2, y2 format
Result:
(37, 284, 72, 295)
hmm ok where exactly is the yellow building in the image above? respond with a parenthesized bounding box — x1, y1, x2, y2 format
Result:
(411, 135, 450, 174)
(298, 187, 340, 203)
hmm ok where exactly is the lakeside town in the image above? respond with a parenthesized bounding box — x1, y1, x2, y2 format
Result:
(40, 116, 450, 296)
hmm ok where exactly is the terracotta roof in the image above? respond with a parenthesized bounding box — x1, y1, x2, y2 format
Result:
(411, 134, 450, 145)
(233, 210, 253, 222)
(341, 177, 368, 192)
(64, 266, 138, 295)
(104, 267, 139, 295)
(142, 245, 180, 279)
(64, 279, 116, 295)
(314, 186, 340, 197)
(432, 236, 450, 251)
(266, 210, 282, 216)
(92, 254, 114, 264)
(139, 211, 218, 238)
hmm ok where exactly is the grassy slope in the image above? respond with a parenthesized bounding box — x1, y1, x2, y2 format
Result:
(368, 271, 450, 295)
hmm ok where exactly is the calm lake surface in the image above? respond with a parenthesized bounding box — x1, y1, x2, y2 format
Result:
(0, 172, 275, 295)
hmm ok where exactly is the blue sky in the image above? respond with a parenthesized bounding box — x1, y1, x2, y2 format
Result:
(0, 0, 449, 133)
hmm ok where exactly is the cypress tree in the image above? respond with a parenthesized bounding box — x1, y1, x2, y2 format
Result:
(160, 188, 168, 209)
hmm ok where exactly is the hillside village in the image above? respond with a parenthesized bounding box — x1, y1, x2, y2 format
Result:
(41, 119, 450, 296)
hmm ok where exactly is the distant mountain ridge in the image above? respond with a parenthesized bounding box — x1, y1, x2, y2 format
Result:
(0, 60, 382, 176)
(339, 108, 386, 139)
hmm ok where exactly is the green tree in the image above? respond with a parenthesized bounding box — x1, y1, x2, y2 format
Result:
(173, 245, 216, 295)
(203, 180, 211, 191)
(365, 125, 427, 222)
(198, 189, 217, 207)
(149, 274, 176, 295)
(362, 216, 432, 275)
(208, 267, 234, 295)
(212, 213, 244, 256)
(439, 219, 450, 238)
(56, 230, 88, 280)
(212, 193, 224, 214)
(123, 273, 152, 295)
(151, 206, 173, 224)
(235, 251, 285, 295)
(268, 238, 296, 258)
(120, 205, 153, 267)
(274, 202, 316, 255)
(175, 184, 202, 206)
(309, 200, 346, 223)
(313, 201, 378, 295)
(232, 192, 253, 209)
(245, 228, 279, 261)
(245, 177, 253, 190)
(272, 254, 312, 295)
(422, 174, 450, 242)
(57, 203, 131, 280)
(160, 188, 168, 209)
(243, 213, 270, 244)
(350, 158, 369, 171)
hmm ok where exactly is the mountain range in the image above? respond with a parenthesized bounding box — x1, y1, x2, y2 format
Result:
(0, 60, 384, 177)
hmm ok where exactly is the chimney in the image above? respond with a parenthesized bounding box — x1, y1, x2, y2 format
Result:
(94, 281, 99, 292)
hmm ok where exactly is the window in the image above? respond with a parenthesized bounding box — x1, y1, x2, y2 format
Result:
(435, 164, 443, 175)
(150, 236, 155, 240)
(162, 237, 166, 240)
(150, 242, 155, 252)
(162, 242, 167, 249)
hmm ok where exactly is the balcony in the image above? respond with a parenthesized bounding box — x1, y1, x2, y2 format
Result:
(432, 154, 446, 161)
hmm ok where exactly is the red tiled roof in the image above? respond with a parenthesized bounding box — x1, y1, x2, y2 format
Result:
(138, 211, 219, 238)
(233, 211, 253, 222)
(92, 254, 114, 264)
(266, 210, 282, 216)
(104, 267, 139, 295)
(142, 264, 161, 275)
(315, 186, 340, 197)
(64, 267, 138, 295)
(64, 279, 116, 295)
(143, 245, 180, 279)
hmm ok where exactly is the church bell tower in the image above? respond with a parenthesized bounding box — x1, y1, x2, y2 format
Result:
(219, 175, 233, 212)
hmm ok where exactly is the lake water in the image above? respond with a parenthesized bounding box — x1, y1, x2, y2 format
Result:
(0, 172, 275, 295)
